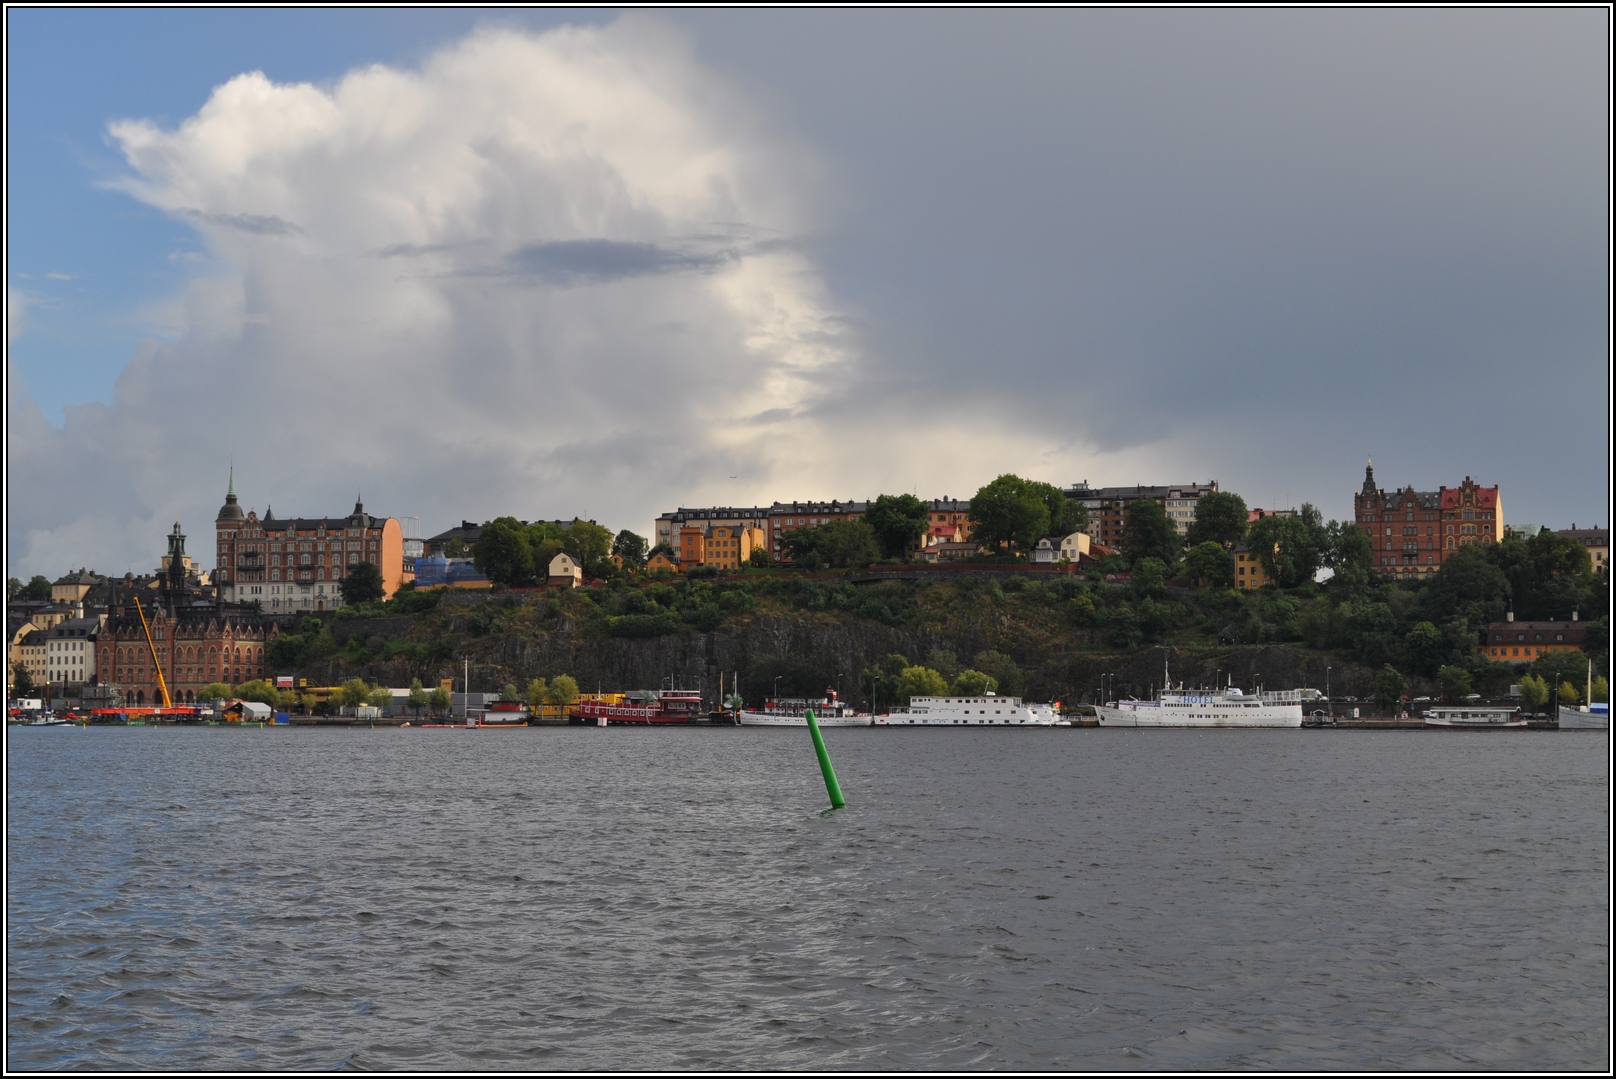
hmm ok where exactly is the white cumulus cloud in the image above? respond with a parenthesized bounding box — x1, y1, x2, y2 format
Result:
(7, 20, 1100, 578)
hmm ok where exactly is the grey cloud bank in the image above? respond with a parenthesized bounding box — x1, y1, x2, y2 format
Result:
(5, 11, 1609, 577)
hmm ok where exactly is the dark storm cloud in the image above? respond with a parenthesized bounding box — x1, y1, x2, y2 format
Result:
(507, 239, 725, 282)
(678, 9, 1610, 522)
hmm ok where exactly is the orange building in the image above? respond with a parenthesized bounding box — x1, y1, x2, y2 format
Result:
(678, 524, 766, 571)
(1478, 616, 1586, 664)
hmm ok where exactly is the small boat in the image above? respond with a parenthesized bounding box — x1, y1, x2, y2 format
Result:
(1424, 706, 1527, 730)
(737, 694, 870, 727)
(1557, 702, 1609, 730)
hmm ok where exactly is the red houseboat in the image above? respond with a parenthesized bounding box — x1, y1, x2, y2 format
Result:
(574, 689, 705, 725)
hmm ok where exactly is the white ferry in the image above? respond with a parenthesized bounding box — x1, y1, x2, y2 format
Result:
(873, 694, 1064, 726)
(1098, 686, 1304, 728)
(737, 694, 871, 727)
(1424, 706, 1526, 730)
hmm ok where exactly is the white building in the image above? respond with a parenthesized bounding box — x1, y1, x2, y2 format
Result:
(548, 552, 583, 588)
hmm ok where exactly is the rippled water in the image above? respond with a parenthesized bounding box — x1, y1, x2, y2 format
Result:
(7, 726, 1608, 1070)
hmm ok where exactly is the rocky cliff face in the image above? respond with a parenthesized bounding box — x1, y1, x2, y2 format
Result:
(316, 604, 1385, 705)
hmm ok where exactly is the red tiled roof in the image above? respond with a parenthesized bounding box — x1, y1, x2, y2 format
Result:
(1441, 485, 1498, 509)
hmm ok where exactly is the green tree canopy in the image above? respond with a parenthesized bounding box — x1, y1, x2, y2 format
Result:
(950, 669, 998, 696)
(895, 665, 949, 702)
(1121, 499, 1181, 567)
(233, 679, 284, 706)
(864, 494, 930, 559)
(1436, 665, 1473, 701)
(1183, 541, 1234, 588)
(1373, 664, 1406, 709)
(198, 681, 232, 701)
(407, 678, 429, 712)
(972, 650, 1025, 696)
(16, 575, 53, 601)
(1247, 513, 1323, 588)
(782, 520, 880, 568)
(968, 474, 1050, 554)
(545, 674, 580, 707)
(499, 682, 521, 702)
(1026, 480, 1086, 539)
(1517, 674, 1549, 712)
(562, 521, 615, 575)
(526, 677, 549, 705)
(612, 530, 649, 564)
(429, 685, 452, 713)
(1403, 621, 1450, 676)
(475, 517, 537, 587)
(10, 661, 35, 694)
(1183, 491, 1248, 548)
(339, 561, 385, 606)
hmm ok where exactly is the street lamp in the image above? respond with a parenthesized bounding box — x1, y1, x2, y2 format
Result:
(1326, 666, 1333, 719)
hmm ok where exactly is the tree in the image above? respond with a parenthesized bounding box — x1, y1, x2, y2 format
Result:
(1517, 674, 1549, 712)
(1325, 520, 1375, 592)
(950, 669, 998, 696)
(1246, 513, 1323, 589)
(1437, 665, 1473, 701)
(895, 665, 949, 702)
(1119, 499, 1180, 567)
(1024, 480, 1084, 539)
(1183, 491, 1248, 549)
(972, 650, 1025, 696)
(1403, 621, 1449, 676)
(782, 520, 880, 569)
(334, 678, 375, 709)
(1373, 664, 1406, 709)
(428, 685, 452, 714)
(16, 575, 53, 601)
(864, 494, 930, 559)
(648, 542, 677, 561)
(234, 679, 284, 706)
(1131, 557, 1167, 596)
(1557, 681, 1581, 706)
(199, 681, 232, 701)
(499, 682, 521, 703)
(526, 677, 548, 705)
(612, 530, 648, 564)
(10, 661, 34, 695)
(545, 674, 579, 707)
(367, 685, 393, 709)
(475, 517, 536, 587)
(562, 521, 615, 576)
(968, 475, 1050, 554)
(339, 561, 385, 606)
(1183, 541, 1234, 588)
(749, 547, 770, 567)
(441, 537, 469, 558)
(1591, 675, 1609, 703)
(406, 678, 429, 714)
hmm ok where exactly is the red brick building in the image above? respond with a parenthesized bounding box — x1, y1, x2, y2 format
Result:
(1353, 461, 1502, 579)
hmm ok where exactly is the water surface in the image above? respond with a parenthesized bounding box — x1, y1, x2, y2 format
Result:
(7, 727, 1608, 1070)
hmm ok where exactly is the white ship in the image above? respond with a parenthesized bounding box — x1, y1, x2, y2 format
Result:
(1098, 686, 1304, 728)
(1556, 702, 1608, 730)
(737, 694, 871, 727)
(873, 694, 1065, 726)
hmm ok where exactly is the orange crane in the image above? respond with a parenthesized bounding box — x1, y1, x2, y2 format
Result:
(132, 594, 173, 708)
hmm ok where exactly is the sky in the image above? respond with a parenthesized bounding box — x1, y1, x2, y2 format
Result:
(6, 9, 1610, 579)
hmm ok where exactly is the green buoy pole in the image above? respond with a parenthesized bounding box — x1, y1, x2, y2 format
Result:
(804, 708, 846, 809)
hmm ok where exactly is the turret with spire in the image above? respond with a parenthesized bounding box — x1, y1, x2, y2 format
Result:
(1360, 456, 1379, 499)
(216, 466, 245, 523)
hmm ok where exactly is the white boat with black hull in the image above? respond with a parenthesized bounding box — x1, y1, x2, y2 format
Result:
(1098, 687, 1304, 728)
(1424, 706, 1527, 730)
(873, 694, 1064, 726)
(737, 694, 871, 727)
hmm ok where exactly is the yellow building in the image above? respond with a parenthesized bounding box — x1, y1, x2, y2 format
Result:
(680, 524, 767, 571)
(1233, 542, 1270, 589)
(1478, 617, 1586, 663)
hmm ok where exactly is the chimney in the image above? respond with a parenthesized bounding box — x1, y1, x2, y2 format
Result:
(1506, 611, 1514, 622)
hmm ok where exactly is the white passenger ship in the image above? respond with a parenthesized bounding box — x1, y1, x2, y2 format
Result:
(873, 694, 1064, 726)
(1098, 687, 1304, 728)
(737, 695, 871, 727)
(1424, 706, 1526, 730)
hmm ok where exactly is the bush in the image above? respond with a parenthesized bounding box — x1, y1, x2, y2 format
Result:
(686, 604, 723, 632)
(950, 669, 998, 696)
(606, 613, 682, 638)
